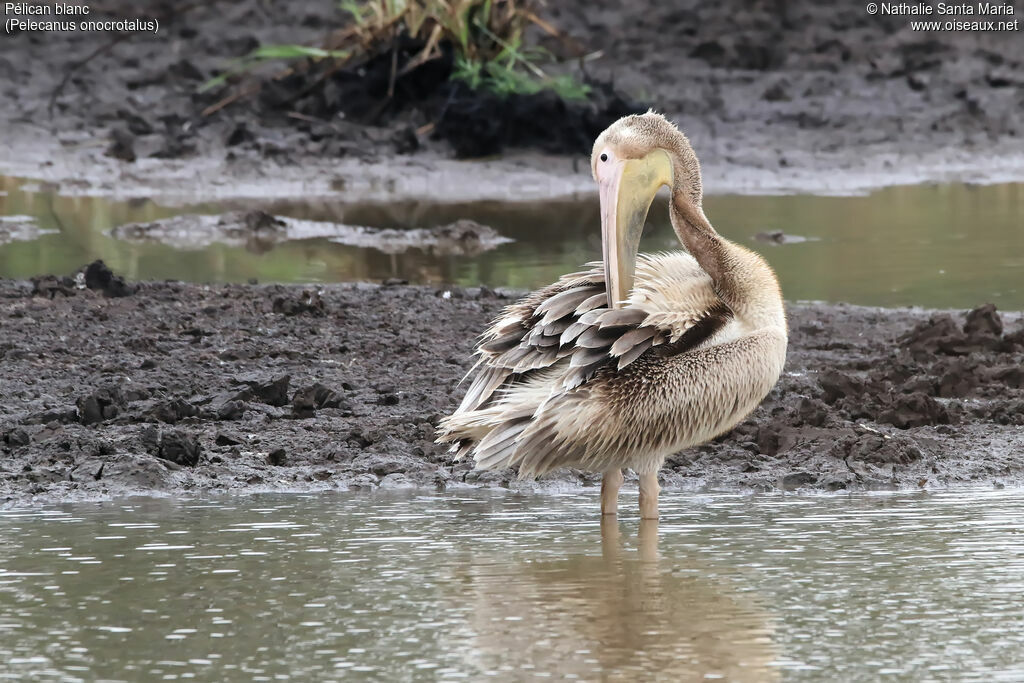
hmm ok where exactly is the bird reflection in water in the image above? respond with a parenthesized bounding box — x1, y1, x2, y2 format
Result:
(457, 519, 779, 681)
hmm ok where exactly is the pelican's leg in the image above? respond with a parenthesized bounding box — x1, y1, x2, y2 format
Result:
(639, 472, 660, 520)
(600, 468, 624, 515)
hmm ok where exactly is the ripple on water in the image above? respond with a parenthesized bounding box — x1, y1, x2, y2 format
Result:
(1, 490, 1024, 680)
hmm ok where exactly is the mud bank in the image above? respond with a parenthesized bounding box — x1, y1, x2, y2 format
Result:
(111, 210, 510, 255)
(2, 1, 1023, 201)
(2, 265, 1023, 505)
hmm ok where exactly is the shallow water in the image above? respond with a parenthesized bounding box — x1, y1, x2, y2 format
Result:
(1, 176, 1022, 309)
(2, 489, 1024, 681)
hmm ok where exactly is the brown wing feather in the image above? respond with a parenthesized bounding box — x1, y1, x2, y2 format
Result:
(437, 253, 734, 471)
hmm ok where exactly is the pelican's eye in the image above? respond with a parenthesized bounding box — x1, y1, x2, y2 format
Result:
(599, 153, 608, 162)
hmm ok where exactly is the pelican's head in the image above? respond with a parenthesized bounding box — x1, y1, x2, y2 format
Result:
(591, 112, 702, 308)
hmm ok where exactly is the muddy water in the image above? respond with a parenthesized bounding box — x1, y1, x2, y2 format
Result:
(2, 490, 1024, 681)
(1, 176, 1022, 309)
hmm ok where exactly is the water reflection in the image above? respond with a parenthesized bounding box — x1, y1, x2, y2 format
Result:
(461, 518, 778, 680)
(1, 175, 1023, 308)
(3, 490, 1024, 679)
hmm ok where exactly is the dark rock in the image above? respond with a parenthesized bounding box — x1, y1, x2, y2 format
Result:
(964, 303, 1003, 337)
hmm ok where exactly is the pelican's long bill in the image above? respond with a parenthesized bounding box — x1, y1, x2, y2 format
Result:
(598, 149, 674, 308)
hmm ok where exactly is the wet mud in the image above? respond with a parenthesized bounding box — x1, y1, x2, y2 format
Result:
(111, 210, 510, 255)
(0, 215, 53, 245)
(2, 264, 1022, 505)
(2, 0, 1022, 200)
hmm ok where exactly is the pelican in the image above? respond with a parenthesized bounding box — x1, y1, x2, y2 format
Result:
(437, 112, 787, 519)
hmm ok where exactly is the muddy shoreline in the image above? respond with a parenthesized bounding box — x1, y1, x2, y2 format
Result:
(2, 267, 1022, 506)
(2, 1, 1023, 505)
(2, 0, 1023, 200)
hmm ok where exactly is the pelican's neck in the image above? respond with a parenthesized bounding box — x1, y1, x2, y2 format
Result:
(669, 192, 730, 283)
(670, 191, 786, 332)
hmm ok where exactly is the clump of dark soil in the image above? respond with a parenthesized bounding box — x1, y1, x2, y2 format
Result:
(250, 34, 644, 158)
(30, 260, 134, 299)
(2, 265, 1023, 504)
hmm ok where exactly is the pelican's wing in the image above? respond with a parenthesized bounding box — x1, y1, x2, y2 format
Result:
(438, 252, 733, 463)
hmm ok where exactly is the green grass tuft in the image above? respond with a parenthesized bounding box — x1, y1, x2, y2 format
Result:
(203, 0, 588, 101)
